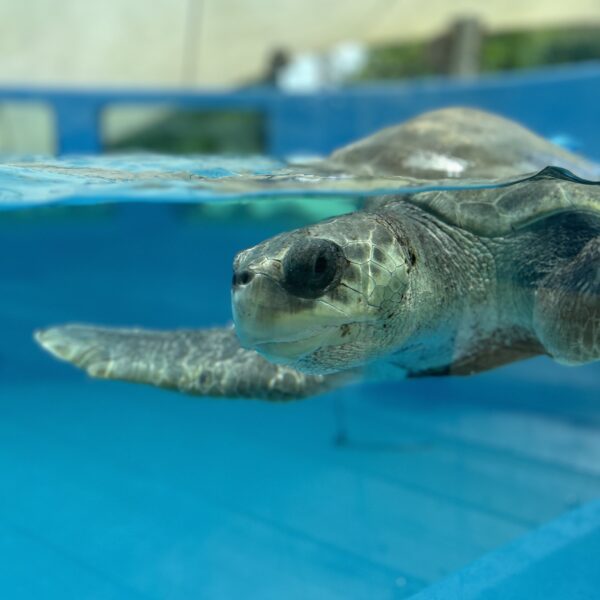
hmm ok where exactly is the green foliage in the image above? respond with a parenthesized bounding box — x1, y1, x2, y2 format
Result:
(106, 110, 265, 155)
(354, 25, 600, 81)
(353, 42, 437, 81)
(483, 27, 600, 72)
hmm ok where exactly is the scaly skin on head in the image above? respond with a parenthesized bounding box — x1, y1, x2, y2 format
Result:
(231, 207, 455, 375)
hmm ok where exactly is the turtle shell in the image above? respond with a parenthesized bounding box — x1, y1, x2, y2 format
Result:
(326, 107, 600, 182)
(400, 171, 600, 237)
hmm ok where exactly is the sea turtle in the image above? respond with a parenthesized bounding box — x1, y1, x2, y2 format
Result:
(35, 108, 600, 400)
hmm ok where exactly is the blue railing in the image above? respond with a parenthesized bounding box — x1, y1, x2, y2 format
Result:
(2, 61, 600, 158)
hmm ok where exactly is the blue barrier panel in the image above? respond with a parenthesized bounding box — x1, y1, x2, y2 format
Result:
(1, 61, 600, 158)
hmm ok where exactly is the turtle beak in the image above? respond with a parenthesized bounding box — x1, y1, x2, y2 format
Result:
(231, 269, 314, 348)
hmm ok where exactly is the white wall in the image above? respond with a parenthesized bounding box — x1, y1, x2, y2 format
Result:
(0, 0, 598, 89)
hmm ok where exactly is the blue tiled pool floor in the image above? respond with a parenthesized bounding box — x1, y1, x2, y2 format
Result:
(2, 357, 599, 598)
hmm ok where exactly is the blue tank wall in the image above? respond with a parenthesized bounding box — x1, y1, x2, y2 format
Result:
(2, 61, 600, 158)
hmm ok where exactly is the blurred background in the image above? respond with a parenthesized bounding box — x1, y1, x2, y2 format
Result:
(2, 3, 600, 600)
(2, 0, 600, 155)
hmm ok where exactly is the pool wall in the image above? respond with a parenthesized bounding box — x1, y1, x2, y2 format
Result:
(1, 61, 600, 158)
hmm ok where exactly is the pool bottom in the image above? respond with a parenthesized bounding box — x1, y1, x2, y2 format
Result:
(1, 362, 599, 599)
(413, 500, 600, 600)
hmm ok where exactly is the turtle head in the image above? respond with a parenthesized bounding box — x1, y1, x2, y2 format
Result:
(231, 211, 412, 374)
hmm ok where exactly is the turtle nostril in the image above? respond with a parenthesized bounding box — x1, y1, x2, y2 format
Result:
(232, 269, 254, 288)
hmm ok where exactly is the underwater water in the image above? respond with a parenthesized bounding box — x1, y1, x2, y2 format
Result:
(1, 157, 599, 599)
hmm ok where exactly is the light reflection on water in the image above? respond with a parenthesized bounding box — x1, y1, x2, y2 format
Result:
(1, 154, 599, 210)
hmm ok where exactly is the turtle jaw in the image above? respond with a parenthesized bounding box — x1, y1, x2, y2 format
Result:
(252, 330, 338, 364)
(231, 271, 355, 366)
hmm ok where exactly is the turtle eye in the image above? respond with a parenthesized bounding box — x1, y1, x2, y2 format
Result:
(282, 237, 344, 299)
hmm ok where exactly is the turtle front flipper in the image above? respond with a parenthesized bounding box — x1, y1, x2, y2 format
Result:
(34, 325, 352, 400)
(533, 237, 600, 365)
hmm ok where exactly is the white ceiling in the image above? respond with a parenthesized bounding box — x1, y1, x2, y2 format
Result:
(0, 0, 598, 88)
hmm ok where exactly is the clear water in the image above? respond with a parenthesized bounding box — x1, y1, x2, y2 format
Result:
(5, 154, 599, 210)
(1, 156, 599, 599)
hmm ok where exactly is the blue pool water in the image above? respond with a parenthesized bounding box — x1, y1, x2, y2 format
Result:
(1, 156, 599, 598)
